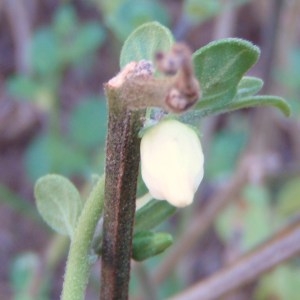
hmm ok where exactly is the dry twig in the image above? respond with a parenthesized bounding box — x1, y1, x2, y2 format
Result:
(171, 220, 300, 300)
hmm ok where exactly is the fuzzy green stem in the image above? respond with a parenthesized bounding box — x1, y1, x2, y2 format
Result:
(61, 176, 105, 300)
(100, 85, 145, 300)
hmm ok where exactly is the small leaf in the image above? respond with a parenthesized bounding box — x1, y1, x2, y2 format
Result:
(134, 199, 176, 233)
(132, 231, 173, 261)
(120, 21, 174, 68)
(180, 94, 290, 122)
(235, 76, 263, 98)
(193, 38, 260, 109)
(35, 174, 83, 238)
(225, 95, 291, 116)
(108, 0, 170, 42)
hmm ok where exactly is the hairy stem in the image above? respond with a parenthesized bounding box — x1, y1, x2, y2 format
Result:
(101, 85, 144, 300)
(61, 176, 105, 300)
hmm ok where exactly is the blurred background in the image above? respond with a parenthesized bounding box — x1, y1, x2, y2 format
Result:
(0, 0, 300, 299)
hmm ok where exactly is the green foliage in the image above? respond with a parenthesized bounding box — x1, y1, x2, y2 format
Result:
(32, 4, 105, 75)
(179, 38, 291, 122)
(35, 174, 83, 239)
(254, 265, 300, 300)
(193, 38, 260, 106)
(7, 3, 107, 185)
(134, 199, 176, 233)
(224, 95, 290, 116)
(277, 177, 300, 218)
(27, 19, 292, 300)
(216, 184, 272, 251)
(120, 21, 173, 68)
(61, 22, 105, 64)
(53, 3, 77, 37)
(234, 76, 263, 98)
(7, 3, 105, 100)
(25, 134, 89, 182)
(6, 76, 40, 100)
(69, 97, 107, 150)
(132, 231, 173, 261)
(32, 28, 61, 76)
(99, 0, 170, 42)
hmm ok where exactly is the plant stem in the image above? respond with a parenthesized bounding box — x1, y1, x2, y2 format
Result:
(101, 85, 144, 300)
(61, 176, 105, 300)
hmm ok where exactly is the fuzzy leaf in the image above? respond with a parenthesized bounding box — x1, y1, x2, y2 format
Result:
(224, 95, 291, 116)
(180, 94, 290, 123)
(235, 76, 263, 98)
(120, 21, 173, 68)
(193, 38, 260, 109)
(34, 174, 83, 238)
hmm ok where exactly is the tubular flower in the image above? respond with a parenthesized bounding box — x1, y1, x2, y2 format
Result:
(140, 119, 204, 207)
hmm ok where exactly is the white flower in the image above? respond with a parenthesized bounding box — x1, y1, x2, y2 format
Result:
(140, 119, 204, 207)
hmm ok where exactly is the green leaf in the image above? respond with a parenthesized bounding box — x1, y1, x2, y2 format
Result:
(134, 199, 176, 233)
(6, 75, 40, 100)
(65, 22, 105, 63)
(53, 4, 78, 37)
(224, 95, 291, 116)
(35, 174, 83, 238)
(180, 94, 290, 122)
(235, 76, 263, 98)
(108, 0, 170, 42)
(132, 231, 173, 261)
(32, 28, 61, 75)
(193, 38, 260, 109)
(69, 97, 107, 149)
(25, 133, 88, 182)
(120, 21, 174, 68)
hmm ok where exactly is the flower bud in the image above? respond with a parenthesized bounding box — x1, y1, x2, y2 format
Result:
(140, 119, 204, 207)
(132, 231, 173, 261)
